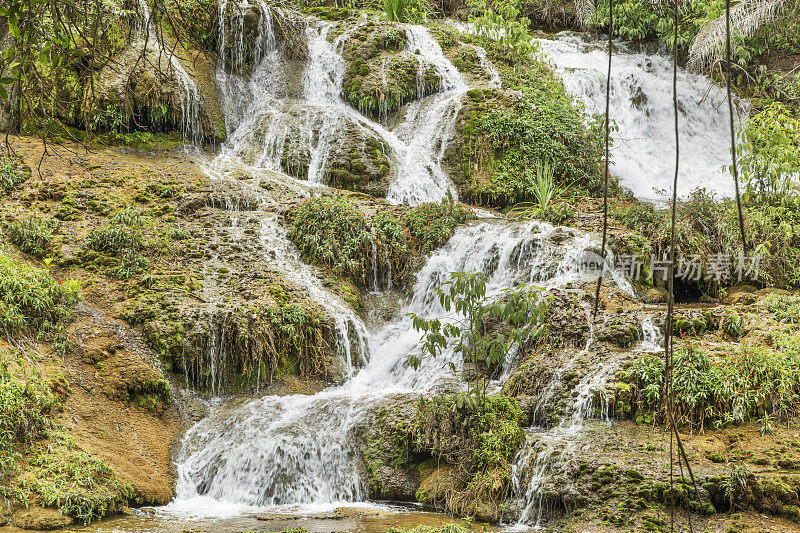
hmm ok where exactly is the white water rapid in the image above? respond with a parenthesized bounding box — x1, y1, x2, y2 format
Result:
(536, 32, 747, 200)
(169, 218, 628, 517)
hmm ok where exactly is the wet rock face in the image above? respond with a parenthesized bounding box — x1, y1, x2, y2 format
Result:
(357, 396, 420, 501)
(219, 4, 308, 76)
(94, 38, 224, 144)
(11, 507, 73, 530)
(339, 22, 442, 119)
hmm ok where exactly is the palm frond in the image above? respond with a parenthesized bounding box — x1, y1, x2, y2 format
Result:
(575, 0, 596, 27)
(687, 0, 798, 71)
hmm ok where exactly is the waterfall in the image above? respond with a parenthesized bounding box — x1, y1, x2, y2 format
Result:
(212, 10, 475, 205)
(639, 315, 663, 352)
(385, 26, 469, 205)
(536, 32, 747, 200)
(167, 219, 630, 517)
(508, 313, 666, 528)
(159, 10, 733, 526)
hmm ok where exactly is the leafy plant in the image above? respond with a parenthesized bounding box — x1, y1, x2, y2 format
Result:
(736, 102, 800, 202)
(404, 197, 476, 253)
(630, 338, 800, 429)
(466, 0, 535, 60)
(0, 250, 80, 344)
(21, 441, 133, 523)
(409, 272, 547, 403)
(383, 0, 428, 23)
(288, 195, 373, 282)
(87, 208, 145, 255)
(0, 155, 29, 191)
(4, 216, 60, 257)
(529, 160, 556, 209)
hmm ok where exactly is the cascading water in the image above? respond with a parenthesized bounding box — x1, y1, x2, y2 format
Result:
(168, 218, 629, 517)
(535, 32, 746, 200)
(384, 26, 469, 204)
(508, 313, 665, 529)
(212, 7, 471, 205)
(161, 9, 725, 527)
(135, 0, 203, 144)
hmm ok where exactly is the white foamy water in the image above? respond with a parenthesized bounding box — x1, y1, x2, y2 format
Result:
(535, 32, 746, 200)
(168, 219, 629, 515)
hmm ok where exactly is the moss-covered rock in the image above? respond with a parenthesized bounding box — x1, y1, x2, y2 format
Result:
(340, 22, 442, 118)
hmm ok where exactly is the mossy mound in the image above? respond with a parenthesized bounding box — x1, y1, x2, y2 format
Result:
(340, 22, 442, 118)
(359, 394, 525, 522)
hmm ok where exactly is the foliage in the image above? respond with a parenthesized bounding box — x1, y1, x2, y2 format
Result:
(451, 50, 608, 205)
(371, 393, 525, 518)
(404, 197, 476, 253)
(0, 360, 60, 456)
(630, 338, 800, 429)
(613, 189, 800, 290)
(0, 250, 80, 349)
(410, 272, 547, 402)
(0, 361, 128, 523)
(4, 216, 60, 258)
(87, 208, 148, 278)
(529, 160, 556, 209)
(0, 0, 206, 137)
(288, 195, 374, 283)
(165, 0, 217, 52)
(0, 155, 29, 191)
(383, 0, 429, 23)
(388, 524, 468, 533)
(763, 293, 800, 323)
(466, 0, 535, 60)
(21, 441, 133, 524)
(736, 102, 800, 202)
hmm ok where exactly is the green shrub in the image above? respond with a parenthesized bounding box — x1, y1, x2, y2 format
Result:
(630, 339, 800, 428)
(405, 197, 475, 253)
(0, 251, 80, 341)
(4, 216, 61, 257)
(87, 208, 144, 255)
(21, 442, 133, 524)
(288, 197, 414, 286)
(87, 208, 148, 278)
(0, 155, 29, 191)
(737, 102, 800, 202)
(0, 360, 60, 452)
(614, 189, 800, 290)
(288, 196, 373, 282)
(763, 293, 800, 323)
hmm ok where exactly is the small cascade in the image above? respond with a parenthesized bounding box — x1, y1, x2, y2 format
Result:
(472, 45, 503, 88)
(385, 26, 469, 205)
(511, 345, 623, 529)
(535, 33, 747, 200)
(135, 0, 203, 144)
(169, 220, 629, 514)
(213, 10, 483, 206)
(639, 315, 663, 352)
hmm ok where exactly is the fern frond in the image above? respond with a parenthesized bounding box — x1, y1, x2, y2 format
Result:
(687, 0, 798, 71)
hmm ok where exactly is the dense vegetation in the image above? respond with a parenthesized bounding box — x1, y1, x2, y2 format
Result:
(288, 195, 475, 286)
(0, 358, 132, 523)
